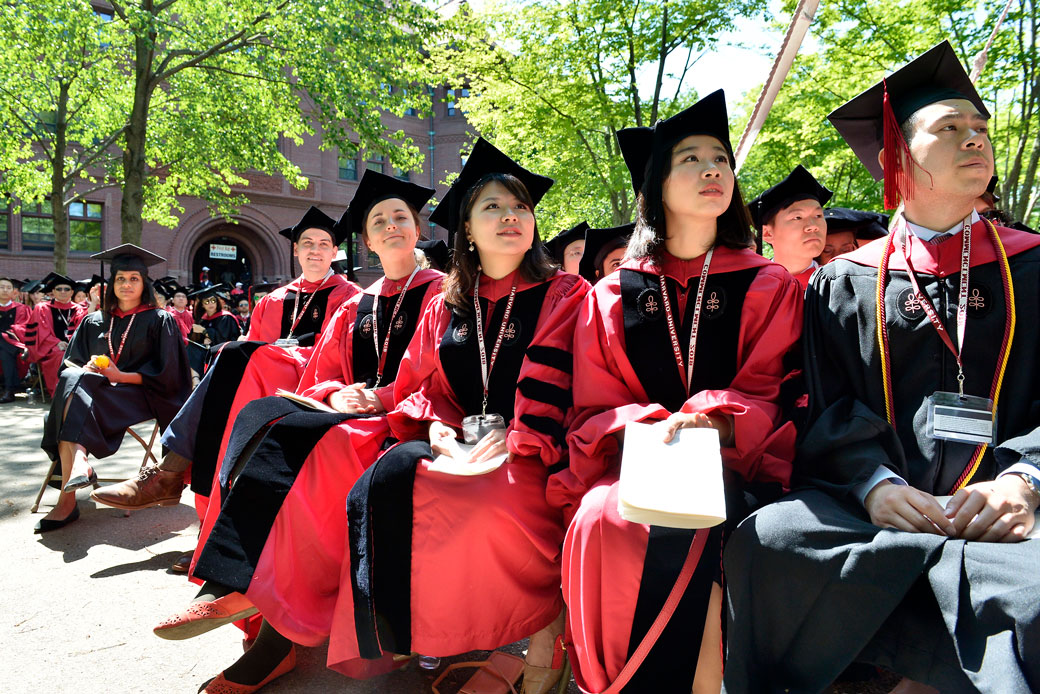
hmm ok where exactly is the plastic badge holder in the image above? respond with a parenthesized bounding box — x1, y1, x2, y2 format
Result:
(461, 413, 505, 444)
(273, 337, 299, 348)
(926, 392, 996, 445)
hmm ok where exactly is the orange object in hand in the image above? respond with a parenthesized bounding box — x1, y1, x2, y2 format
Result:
(93, 355, 111, 369)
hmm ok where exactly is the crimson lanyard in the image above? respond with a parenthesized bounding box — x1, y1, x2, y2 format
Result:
(659, 247, 714, 397)
(896, 216, 973, 396)
(473, 276, 518, 416)
(371, 266, 420, 388)
(288, 271, 332, 338)
(107, 313, 137, 365)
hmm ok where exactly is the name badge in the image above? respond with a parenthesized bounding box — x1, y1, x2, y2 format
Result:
(273, 338, 299, 349)
(927, 392, 995, 445)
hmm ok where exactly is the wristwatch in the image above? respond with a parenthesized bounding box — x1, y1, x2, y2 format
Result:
(1011, 472, 1040, 502)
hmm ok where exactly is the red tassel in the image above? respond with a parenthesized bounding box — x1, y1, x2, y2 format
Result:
(882, 80, 915, 209)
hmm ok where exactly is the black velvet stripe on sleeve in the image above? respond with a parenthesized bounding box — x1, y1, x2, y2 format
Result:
(517, 377, 572, 412)
(525, 345, 573, 374)
(519, 413, 567, 448)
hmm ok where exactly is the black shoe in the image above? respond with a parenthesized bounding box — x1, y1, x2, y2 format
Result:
(63, 468, 98, 493)
(0, 390, 13, 404)
(34, 505, 80, 533)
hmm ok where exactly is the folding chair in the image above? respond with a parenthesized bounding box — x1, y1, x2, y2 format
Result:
(30, 420, 161, 513)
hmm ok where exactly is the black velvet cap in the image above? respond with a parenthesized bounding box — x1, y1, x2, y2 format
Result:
(544, 221, 589, 264)
(617, 90, 733, 194)
(279, 206, 344, 245)
(188, 284, 231, 302)
(341, 170, 435, 240)
(22, 279, 42, 294)
(41, 272, 76, 292)
(152, 279, 173, 300)
(91, 244, 165, 275)
(748, 166, 833, 231)
(428, 138, 554, 233)
(579, 222, 634, 283)
(824, 207, 889, 241)
(828, 41, 989, 181)
(416, 239, 451, 271)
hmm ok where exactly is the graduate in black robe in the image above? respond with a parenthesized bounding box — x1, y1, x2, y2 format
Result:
(723, 41, 1040, 693)
(35, 244, 190, 533)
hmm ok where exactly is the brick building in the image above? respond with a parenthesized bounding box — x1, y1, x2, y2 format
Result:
(0, 88, 473, 289)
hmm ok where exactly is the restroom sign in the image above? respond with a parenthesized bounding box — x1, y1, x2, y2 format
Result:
(210, 243, 237, 260)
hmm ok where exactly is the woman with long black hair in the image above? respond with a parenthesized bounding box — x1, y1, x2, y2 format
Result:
(547, 91, 803, 692)
(35, 244, 190, 532)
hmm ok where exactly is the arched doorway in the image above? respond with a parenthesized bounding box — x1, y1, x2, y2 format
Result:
(191, 235, 255, 288)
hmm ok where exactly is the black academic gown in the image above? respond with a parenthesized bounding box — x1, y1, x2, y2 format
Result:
(41, 306, 191, 462)
(723, 221, 1040, 693)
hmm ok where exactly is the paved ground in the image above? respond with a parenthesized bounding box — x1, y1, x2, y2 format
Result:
(0, 395, 574, 694)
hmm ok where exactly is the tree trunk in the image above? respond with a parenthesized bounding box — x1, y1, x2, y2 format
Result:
(120, 29, 155, 245)
(51, 82, 70, 274)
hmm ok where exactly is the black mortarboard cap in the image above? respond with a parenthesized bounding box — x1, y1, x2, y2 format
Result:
(828, 40, 989, 204)
(416, 239, 451, 271)
(42, 272, 76, 292)
(617, 90, 733, 194)
(544, 221, 590, 264)
(90, 244, 165, 274)
(428, 138, 554, 233)
(188, 284, 231, 302)
(341, 170, 435, 240)
(22, 279, 43, 294)
(578, 223, 634, 283)
(152, 279, 173, 300)
(824, 207, 889, 241)
(748, 166, 833, 231)
(279, 206, 344, 245)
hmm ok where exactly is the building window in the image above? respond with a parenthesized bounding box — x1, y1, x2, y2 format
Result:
(393, 168, 409, 181)
(338, 151, 358, 181)
(447, 88, 469, 116)
(366, 153, 384, 173)
(22, 199, 102, 253)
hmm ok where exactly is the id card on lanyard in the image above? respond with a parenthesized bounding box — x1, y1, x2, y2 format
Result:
(894, 217, 996, 444)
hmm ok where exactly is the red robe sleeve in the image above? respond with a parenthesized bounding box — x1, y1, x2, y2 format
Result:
(245, 292, 279, 342)
(3, 303, 30, 350)
(547, 264, 803, 523)
(386, 296, 455, 441)
(508, 272, 591, 467)
(28, 303, 59, 362)
(297, 295, 362, 402)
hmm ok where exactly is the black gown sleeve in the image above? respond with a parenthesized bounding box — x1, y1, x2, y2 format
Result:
(137, 310, 191, 400)
(794, 271, 908, 499)
(205, 315, 242, 344)
(63, 313, 100, 367)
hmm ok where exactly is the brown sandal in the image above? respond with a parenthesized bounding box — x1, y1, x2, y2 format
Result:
(432, 651, 525, 694)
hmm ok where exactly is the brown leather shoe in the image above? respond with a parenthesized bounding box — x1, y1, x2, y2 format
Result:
(90, 466, 185, 510)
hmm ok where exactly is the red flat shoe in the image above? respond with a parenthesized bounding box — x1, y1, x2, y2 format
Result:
(154, 592, 258, 641)
(200, 646, 296, 694)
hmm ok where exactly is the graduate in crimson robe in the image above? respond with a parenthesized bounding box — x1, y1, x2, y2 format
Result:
(27, 273, 87, 397)
(35, 245, 190, 533)
(330, 141, 588, 694)
(545, 91, 802, 694)
(92, 207, 359, 528)
(723, 42, 1040, 693)
(0, 277, 31, 402)
(151, 173, 447, 692)
(165, 284, 194, 342)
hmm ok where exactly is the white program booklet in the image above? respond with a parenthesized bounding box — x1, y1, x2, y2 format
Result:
(427, 439, 508, 476)
(275, 388, 339, 414)
(618, 421, 726, 529)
